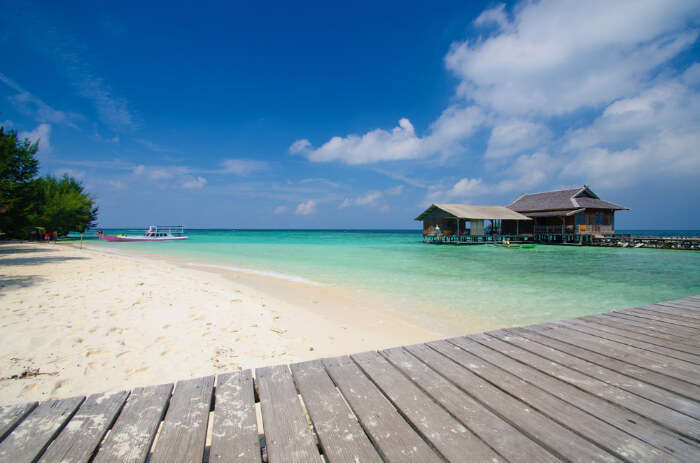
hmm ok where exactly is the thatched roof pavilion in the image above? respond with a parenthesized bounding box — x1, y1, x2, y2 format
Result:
(416, 204, 531, 237)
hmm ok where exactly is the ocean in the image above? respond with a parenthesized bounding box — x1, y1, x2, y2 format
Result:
(78, 229, 700, 333)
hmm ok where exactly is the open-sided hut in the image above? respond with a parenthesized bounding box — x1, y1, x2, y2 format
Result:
(506, 185, 628, 241)
(415, 204, 532, 241)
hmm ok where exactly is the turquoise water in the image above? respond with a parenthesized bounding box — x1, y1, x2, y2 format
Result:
(80, 229, 700, 331)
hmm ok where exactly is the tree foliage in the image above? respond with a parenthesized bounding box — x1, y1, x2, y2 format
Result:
(0, 126, 98, 238)
(29, 176, 98, 236)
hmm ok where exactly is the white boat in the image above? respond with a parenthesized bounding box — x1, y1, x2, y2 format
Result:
(99, 225, 188, 242)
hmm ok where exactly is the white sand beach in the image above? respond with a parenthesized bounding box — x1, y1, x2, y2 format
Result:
(0, 242, 442, 404)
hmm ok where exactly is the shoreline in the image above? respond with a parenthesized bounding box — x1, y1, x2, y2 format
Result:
(0, 242, 446, 404)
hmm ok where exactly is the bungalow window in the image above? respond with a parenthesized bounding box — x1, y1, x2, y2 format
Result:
(575, 213, 585, 226)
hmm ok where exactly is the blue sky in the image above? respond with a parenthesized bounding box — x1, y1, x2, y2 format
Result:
(1, 0, 699, 228)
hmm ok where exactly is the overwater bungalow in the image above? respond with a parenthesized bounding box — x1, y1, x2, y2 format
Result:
(417, 186, 629, 244)
(506, 185, 629, 243)
(415, 204, 532, 243)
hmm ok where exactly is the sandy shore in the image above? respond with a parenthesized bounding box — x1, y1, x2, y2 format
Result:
(0, 242, 442, 404)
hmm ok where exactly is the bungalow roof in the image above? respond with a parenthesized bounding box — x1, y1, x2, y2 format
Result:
(507, 186, 628, 212)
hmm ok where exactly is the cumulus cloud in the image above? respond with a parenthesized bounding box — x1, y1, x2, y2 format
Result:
(295, 118, 422, 164)
(273, 205, 289, 214)
(485, 120, 550, 158)
(292, 106, 485, 165)
(289, 139, 312, 154)
(474, 3, 511, 31)
(182, 176, 207, 189)
(19, 124, 52, 155)
(446, 0, 699, 115)
(295, 200, 317, 216)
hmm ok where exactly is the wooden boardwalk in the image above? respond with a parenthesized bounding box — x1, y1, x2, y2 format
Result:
(1, 296, 699, 462)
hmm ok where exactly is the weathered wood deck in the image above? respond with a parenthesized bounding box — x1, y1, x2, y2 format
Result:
(1, 296, 699, 462)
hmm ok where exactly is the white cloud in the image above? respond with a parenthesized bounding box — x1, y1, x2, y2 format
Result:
(289, 139, 312, 154)
(1, 73, 80, 128)
(557, 73, 700, 187)
(1, 120, 12, 128)
(273, 205, 289, 214)
(182, 176, 207, 189)
(474, 3, 511, 31)
(426, 151, 559, 202)
(446, 0, 699, 115)
(293, 106, 485, 165)
(295, 200, 317, 216)
(339, 185, 404, 210)
(298, 118, 422, 164)
(340, 191, 383, 209)
(219, 159, 267, 176)
(485, 120, 550, 158)
(19, 124, 52, 155)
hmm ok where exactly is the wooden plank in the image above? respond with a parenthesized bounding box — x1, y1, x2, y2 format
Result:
(38, 391, 129, 463)
(408, 342, 619, 463)
(441, 337, 685, 463)
(580, 315, 700, 355)
(643, 304, 700, 320)
(210, 370, 260, 462)
(467, 333, 700, 451)
(598, 312, 700, 345)
(681, 296, 700, 305)
(519, 325, 700, 400)
(0, 402, 36, 443)
(563, 319, 700, 364)
(548, 323, 700, 385)
(584, 314, 700, 350)
(619, 308, 700, 328)
(351, 350, 504, 462)
(380, 347, 559, 463)
(632, 307, 700, 325)
(493, 328, 700, 420)
(322, 355, 442, 463)
(149, 376, 214, 463)
(656, 300, 700, 311)
(92, 383, 172, 463)
(0, 396, 84, 463)
(255, 365, 321, 463)
(290, 360, 382, 463)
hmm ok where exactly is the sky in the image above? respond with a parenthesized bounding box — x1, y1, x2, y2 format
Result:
(1, 0, 699, 229)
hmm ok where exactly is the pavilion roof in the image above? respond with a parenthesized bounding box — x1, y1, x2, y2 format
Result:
(415, 204, 532, 221)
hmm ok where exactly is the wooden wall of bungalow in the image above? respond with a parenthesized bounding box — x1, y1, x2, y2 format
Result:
(502, 208, 616, 236)
(420, 209, 467, 236)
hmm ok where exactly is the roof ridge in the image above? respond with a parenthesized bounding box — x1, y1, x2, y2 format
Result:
(518, 186, 583, 197)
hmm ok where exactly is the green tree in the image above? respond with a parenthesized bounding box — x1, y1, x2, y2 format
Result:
(0, 127, 40, 237)
(0, 125, 98, 238)
(30, 175, 98, 237)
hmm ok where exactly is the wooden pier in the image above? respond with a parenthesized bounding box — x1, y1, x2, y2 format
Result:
(1, 296, 699, 462)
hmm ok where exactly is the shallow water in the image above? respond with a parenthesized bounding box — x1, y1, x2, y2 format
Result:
(83, 229, 700, 331)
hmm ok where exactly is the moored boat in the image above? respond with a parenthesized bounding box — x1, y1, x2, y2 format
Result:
(99, 225, 188, 242)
